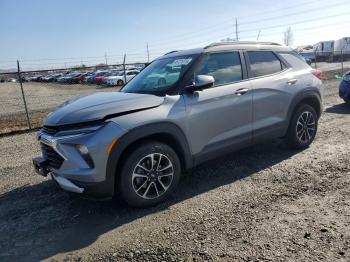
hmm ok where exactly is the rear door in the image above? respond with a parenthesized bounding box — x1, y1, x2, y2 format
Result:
(183, 51, 253, 158)
(246, 50, 295, 140)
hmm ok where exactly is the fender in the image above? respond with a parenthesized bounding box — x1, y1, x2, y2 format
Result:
(287, 87, 322, 123)
(105, 122, 193, 196)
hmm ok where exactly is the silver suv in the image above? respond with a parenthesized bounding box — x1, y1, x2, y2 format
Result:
(33, 42, 323, 207)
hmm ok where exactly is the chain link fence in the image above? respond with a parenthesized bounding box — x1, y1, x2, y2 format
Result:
(0, 61, 147, 135)
(1, 52, 349, 135)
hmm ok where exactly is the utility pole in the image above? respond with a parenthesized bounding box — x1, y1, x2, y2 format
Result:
(256, 30, 261, 41)
(104, 52, 108, 65)
(235, 18, 239, 41)
(146, 42, 150, 63)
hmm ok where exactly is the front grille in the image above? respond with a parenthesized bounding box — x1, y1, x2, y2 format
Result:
(41, 143, 64, 169)
(42, 126, 59, 135)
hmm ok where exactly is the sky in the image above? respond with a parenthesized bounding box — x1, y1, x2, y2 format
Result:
(0, 0, 349, 70)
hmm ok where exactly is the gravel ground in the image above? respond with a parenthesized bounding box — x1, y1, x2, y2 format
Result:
(0, 82, 116, 116)
(0, 80, 349, 261)
(0, 82, 118, 134)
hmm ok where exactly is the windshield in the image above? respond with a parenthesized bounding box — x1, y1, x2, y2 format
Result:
(121, 55, 196, 95)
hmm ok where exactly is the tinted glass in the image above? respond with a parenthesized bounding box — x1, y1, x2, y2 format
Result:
(248, 51, 283, 77)
(195, 52, 242, 86)
(121, 55, 195, 96)
(279, 52, 309, 68)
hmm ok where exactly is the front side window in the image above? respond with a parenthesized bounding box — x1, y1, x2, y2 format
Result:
(247, 51, 283, 78)
(121, 55, 196, 96)
(195, 52, 242, 86)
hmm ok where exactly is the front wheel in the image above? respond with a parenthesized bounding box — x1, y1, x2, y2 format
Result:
(117, 79, 124, 86)
(118, 142, 181, 207)
(285, 104, 318, 149)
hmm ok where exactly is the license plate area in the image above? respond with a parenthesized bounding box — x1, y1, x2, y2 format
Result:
(32, 156, 50, 176)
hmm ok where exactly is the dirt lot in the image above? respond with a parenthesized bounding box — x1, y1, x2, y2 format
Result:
(0, 80, 349, 261)
(0, 82, 117, 134)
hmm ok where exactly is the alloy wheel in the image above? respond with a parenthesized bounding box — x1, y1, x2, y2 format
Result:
(131, 153, 174, 199)
(296, 111, 316, 143)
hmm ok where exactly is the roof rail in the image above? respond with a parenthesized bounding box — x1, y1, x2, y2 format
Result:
(163, 50, 179, 55)
(204, 41, 281, 48)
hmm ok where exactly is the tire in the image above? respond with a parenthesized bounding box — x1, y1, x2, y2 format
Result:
(344, 99, 350, 105)
(117, 79, 124, 86)
(118, 141, 181, 207)
(285, 104, 318, 149)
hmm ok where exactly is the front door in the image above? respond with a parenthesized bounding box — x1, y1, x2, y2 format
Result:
(183, 51, 253, 158)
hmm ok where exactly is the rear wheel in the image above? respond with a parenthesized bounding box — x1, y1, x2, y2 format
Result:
(285, 104, 318, 149)
(118, 141, 181, 207)
(117, 79, 124, 86)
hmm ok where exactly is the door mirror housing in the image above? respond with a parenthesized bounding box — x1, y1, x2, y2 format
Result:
(186, 75, 214, 92)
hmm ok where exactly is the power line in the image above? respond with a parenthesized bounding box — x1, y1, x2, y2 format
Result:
(148, 19, 350, 56)
(148, 0, 350, 49)
(2, 0, 348, 64)
(146, 0, 324, 45)
(146, 11, 350, 53)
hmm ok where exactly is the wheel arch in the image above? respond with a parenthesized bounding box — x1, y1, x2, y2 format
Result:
(106, 122, 193, 196)
(287, 90, 322, 121)
(283, 89, 322, 136)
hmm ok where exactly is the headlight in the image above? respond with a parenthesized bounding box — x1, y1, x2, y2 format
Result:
(53, 122, 105, 137)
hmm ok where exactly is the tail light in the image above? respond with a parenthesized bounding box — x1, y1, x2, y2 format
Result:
(312, 69, 323, 80)
(342, 73, 350, 82)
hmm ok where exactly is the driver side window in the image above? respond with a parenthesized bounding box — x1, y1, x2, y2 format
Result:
(195, 52, 243, 86)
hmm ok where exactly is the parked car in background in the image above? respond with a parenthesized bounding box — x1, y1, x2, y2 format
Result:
(50, 73, 64, 82)
(30, 75, 43, 81)
(65, 72, 87, 84)
(42, 73, 63, 82)
(104, 70, 139, 86)
(95, 71, 115, 85)
(103, 71, 124, 86)
(57, 72, 82, 83)
(85, 70, 109, 84)
(33, 42, 323, 207)
(73, 72, 92, 83)
(339, 71, 350, 104)
(300, 51, 316, 63)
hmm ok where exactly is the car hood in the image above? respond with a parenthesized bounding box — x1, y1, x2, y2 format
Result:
(44, 92, 164, 126)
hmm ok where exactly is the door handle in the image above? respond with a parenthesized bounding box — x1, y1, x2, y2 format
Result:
(235, 88, 249, 96)
(287, 79, 298, 85)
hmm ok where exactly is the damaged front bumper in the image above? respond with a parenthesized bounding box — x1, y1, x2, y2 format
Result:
(32, 156, 84, 194)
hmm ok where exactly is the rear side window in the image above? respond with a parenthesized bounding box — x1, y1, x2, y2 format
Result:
(195, 52, 243, 86)
(279, 52, 310, 69)
(247, 51, 283, 78)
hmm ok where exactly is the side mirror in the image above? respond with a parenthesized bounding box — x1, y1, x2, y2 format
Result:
(186, 75, 214, 92)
